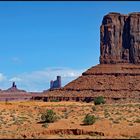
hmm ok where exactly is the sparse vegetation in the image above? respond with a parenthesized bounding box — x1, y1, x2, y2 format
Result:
(94, 96, 105, 105)
(83, 114, 96, 125)
(0, 101, 139, 139)
(112, 120, 120, 124)
(41, 109, 57, 123)
(50, 99, 59, 102)
(92, 106, 96, 111)
(128, 123, 133, 126)
(134, 118, 140, 123)
(42, 123, 49, 128)
(104, 110, 110, 118)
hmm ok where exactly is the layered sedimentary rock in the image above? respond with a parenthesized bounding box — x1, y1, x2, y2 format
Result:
(33, 12, 140, 103)
(34, 64, 139, 103)
(100, 12, 140, 64)
(64, 64, 140, 91)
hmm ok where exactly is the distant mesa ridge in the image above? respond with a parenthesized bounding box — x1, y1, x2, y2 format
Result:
(100, 12, 140, 64)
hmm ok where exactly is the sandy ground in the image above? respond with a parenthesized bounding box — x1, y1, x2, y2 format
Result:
(0, 101, 140, 139)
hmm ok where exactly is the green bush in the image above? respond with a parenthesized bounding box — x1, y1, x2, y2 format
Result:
(94, 96, 105, 105)
(41, 109, 57, 123)
(50, 99, 59, 102)
(83, 114, 96, 125)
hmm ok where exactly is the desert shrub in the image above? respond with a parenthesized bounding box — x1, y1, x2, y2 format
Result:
(42, 123, 49, 128)
(128, 123, 133, 126)
(112, 120, 120, 124)
(94, 96, 105, 105)
(134, 118, 140, 123)
(41, 109, 57, 123)
(83, 114, 96, 125)
(92, 106, 96, 111)
(50, 99, 59, 102)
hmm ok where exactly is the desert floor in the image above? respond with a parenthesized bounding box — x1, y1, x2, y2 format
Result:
(0, 101, 140, 139)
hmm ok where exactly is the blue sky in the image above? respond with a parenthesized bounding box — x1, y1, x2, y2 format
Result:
(0, 1, 140, 92)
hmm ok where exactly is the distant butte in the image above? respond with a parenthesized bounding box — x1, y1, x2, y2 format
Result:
(0, 82, 32, 101)
(4, 82, 26, 93)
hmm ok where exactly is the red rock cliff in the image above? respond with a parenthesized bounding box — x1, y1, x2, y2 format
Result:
(100, 12, 140, 64)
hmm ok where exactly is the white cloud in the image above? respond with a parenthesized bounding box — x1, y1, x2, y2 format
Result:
(0, 73, 6, 82)
(6, 67, 85, 92)
(9, 77, 22, 82)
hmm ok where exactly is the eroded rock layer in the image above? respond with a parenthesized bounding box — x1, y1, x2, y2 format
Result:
(37, 64, 140, 103)
(64, 64, 140, 91)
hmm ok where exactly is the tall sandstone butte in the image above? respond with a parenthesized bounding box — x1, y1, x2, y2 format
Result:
(100, 12, 140, 64)
(35, 12, 140, 103)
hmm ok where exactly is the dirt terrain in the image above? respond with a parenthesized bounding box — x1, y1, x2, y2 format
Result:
(0, 101, 139, 139)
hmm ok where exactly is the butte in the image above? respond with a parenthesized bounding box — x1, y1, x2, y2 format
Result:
(34, 12, 140, 103)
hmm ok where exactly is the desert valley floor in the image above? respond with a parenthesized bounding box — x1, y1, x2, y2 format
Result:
(0, 101, 139, 139)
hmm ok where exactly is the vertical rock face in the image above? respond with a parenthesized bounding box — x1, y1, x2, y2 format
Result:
(100, 12, 140, 64)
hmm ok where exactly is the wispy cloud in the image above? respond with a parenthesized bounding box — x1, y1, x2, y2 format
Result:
(4, 67, 85, 92)
(0, 73, 6, 82)
(9, 77, 22, 82)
